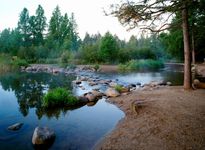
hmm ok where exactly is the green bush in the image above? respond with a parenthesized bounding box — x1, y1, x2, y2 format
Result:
(12, 58, 29, 67)
(93, 64, 100, 71)
(42, 88, 79, 108)
(61, 51, 71, 63)
(114, 84, 123, 92)
(118, 59, 164, 72)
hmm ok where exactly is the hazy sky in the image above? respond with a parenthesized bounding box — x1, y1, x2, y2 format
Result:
(0, 0, 140, 40)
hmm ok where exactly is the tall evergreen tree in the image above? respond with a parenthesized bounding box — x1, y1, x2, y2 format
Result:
(35, 5, 47, 45)
(48, 5, 62, 47)
(17, 8, 30, 47)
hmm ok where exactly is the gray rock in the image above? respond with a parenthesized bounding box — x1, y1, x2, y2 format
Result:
(105, 88, 120, 97)
(88, 81, 97, 86)
(166, 82, 172, 86)
(109, 82, 118, 87)
(85, 93, 96, 101)
(7, 123, 23, 131)
(26, 67, 32, 72)
(91, 90, 104, 97)
(75, 80, 82, 84)
(32, 127, 55, 146)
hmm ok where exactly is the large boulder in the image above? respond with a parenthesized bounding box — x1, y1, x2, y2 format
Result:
(105, 88, 120, 97)
(91, 90, 104, 98)
(7, 123, 23, 131)
(32, 127, 55, 147)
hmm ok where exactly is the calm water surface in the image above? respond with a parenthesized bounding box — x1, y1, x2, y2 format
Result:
(0, 69, 183, 150)
(0, 72, 124, 150)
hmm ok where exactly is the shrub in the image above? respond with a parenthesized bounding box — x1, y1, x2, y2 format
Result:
(61, 51, 71, 63)
(93, 64, 100, 71)
(42, 88, 79, 108)
(12, 58, 29, 67)
(118, 59, 164, 72)
(114, 85, 123, 92)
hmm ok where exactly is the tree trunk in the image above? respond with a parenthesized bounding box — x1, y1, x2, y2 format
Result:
(191, 30, 195, 65)
(182, 3, 192, 89)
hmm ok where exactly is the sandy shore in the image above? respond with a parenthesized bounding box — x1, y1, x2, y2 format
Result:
(95, 86, 205, 150)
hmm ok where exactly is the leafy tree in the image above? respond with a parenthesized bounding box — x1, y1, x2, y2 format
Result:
(99, 32, 119, 63)
(109, 0, 202, 89)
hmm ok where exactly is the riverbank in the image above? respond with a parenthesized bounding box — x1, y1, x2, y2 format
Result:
(95, 86, 205, 150)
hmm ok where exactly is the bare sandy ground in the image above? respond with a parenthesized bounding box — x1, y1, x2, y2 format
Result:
(95, 86, 205, 150)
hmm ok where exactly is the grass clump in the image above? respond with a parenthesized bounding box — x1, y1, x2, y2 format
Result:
(12, 57, 29, 67)
(114, 84, 123, 93)
(0, 54, 28, 73)
(118, 59, 164, 72)
(43, 87, 79, 108)
(93, 64, 100, 71)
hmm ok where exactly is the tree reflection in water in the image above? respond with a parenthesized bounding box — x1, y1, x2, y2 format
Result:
(0, 72, 77, 119)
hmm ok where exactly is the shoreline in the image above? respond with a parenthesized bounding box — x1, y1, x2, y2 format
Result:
(95, 86, 205, 150)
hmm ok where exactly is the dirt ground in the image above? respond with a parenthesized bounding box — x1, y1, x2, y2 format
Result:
(95, 86, 205, 150)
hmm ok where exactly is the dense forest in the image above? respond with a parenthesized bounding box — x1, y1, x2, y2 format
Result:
(0, 4, 205, 66)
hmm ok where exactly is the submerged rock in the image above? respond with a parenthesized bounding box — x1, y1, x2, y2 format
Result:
(105, 88, 120, 97)
(7, 123, 23, 131)
(32, 127, 55, 147)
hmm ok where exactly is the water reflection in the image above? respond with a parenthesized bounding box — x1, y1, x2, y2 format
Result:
(0, 72, 76, 119)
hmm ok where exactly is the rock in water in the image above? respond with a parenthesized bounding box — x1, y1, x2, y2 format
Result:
(7, 123, 23, 131)
(32, 127, 55, 147)
(105, 88, 120, 97)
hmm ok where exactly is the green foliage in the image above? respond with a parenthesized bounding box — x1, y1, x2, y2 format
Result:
(114, 84, 123, 92)
(131, 47, 156, 60)
(42, 87, 79, 108)
(17, 8, 31, 47)
(79, 44, 99, 63)
(11, 57, 29, 67)
(60, 51, 71, 63)
(0, 54, 28, 73)
(99, 32, 119, 63)
(118, 59, 164, 72)
(93, 64, 100, 71)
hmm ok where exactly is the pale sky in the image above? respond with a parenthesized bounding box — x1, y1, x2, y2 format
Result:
(0, 0, 140, 41)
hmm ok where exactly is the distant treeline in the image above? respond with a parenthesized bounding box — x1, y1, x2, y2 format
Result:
(0, 5, 204, 64)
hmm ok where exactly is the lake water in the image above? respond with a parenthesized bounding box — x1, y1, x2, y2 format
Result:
(0, 69, 183, 150)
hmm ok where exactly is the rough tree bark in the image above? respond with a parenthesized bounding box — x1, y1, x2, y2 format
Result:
(182, 3, 192, 89)
(191, 30, 195, 65)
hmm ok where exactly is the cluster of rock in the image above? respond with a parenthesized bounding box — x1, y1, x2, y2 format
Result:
(22, 65, 98, 75)
(140, 81, 172, 91)
(73, 75, 172, 104)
